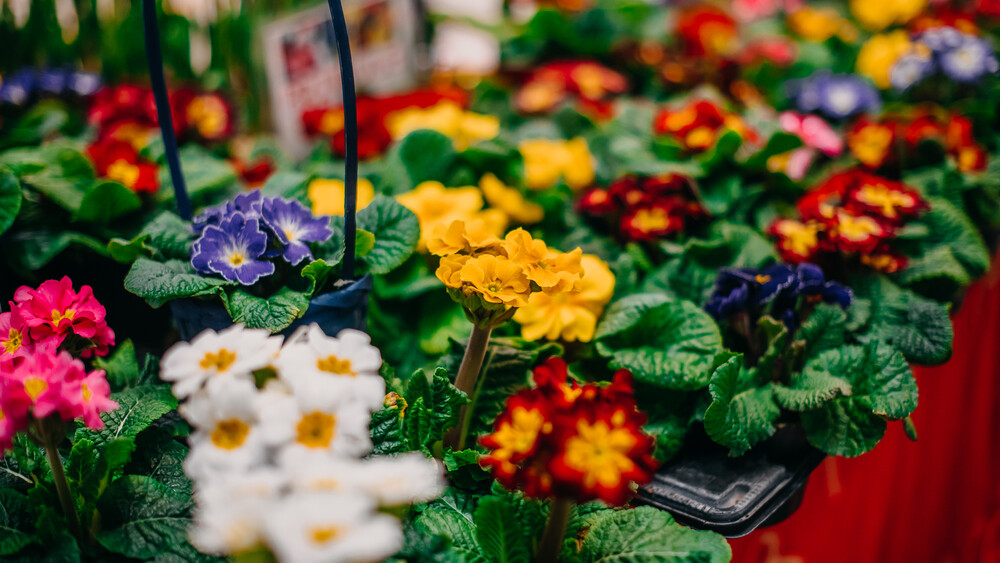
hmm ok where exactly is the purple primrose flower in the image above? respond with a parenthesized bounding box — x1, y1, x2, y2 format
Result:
(936, 34, 999, 84)
(787, 72, 881, 120)
(191, 212, 275, 285)
(261, 196, 334, 266)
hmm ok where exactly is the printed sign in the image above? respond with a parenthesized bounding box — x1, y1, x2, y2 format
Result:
(262, 0, 418, 158)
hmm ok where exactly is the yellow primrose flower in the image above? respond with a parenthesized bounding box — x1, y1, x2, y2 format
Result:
(513, 254, 615, 342)
(436, 254, 471, 289)
(480, 174, 545, 225)
(459, 254, 531, 308)
(308, 178, 375, 216)
(396, 181, 487, 250)
(856, 31, 913, 89)
(427, 218, 505, 256)
(519, 138, 595, 191)
(503, 229, 584, 291)
(787, 8, 857, 43)
(850, 0, 925, 31)
(385, 101, 500, 150)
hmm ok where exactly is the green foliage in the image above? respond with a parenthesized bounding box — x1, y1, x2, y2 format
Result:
(852, 275, 954, 365)
(401, 368, 470, 454)
(595, 294, 723, 390)
(572, 506, 731, 562)
(703, 354, 780, 456)
(327, 195, 420, 275)
(124, 258, 233, 308)
(0, 167, 23, 236)
(74, 181, 142, 224)
(96, 475, 203, 560)
(75, 385, 178, 446)
(108, 211, 194, 263)
(224, 287, 310, 333)
(155, 145, 237, 205)
(474, 497, 532, 563)
(0, 489, 35, 556)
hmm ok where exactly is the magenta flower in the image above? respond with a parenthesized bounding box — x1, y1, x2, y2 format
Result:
(61, 368, 118, 430)
(12, 277, 115, 357)
(779, 112, 843, 156)
(0, 305, 32, 361)
(6, 343, 74, 419)
(0, 376, 30, 452)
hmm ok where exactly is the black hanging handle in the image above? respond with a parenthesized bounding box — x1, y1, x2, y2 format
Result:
(142, 0, 192, 221)
(142, 0, 360, 280)
(325, 0, 359, 281)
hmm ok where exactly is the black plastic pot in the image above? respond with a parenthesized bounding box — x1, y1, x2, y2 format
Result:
(636, 424, 824, 538)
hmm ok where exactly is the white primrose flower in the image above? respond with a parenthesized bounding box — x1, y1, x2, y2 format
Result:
(183, 375, 268, 480)
(262, 493, 403, 563)
(356, 453, 448, 507)
(258, 375, 374, 461)
(161, 324, 282, 398)
(282, 456, 368, 495)
(189, 468, 286, 555)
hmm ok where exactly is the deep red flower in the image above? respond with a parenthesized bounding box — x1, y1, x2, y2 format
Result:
(903, 114, 947, 148)
(86, 138, 159, 194)
(828, 210, 892, 254)
(844, 176, 926, 221)
(848, 117, 897, 169)
(797, 171, 855, 222)
(954, 143, 988, 172)
(232, 155, 276, 189)
(860, 246, 909, 273)
(621, 204, 683, 241)
(480, 358, 656, 506)
(677, 4, 738, 58)
(88, 85, 157, 132)
(172, 88, 235, 142)
(578, 188, 619, 215)
(653, 99, 756, 151)
(768, 218, 824, 263)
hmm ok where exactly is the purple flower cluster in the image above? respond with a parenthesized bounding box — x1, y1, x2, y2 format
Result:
(786, 72, 881, 120)
(0, 67, 102, 106)
(890, 27, 999, 91)
(705, 263, 852, 327)
(191, 191, 333, 285)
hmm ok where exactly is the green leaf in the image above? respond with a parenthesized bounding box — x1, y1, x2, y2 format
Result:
(474, 497, 531, 563)
(301, 258, 339, 296)
(96, 475, 196, 560)
(703, 355, 780, 456)
(392, 130, 458, 188)
(0, 489, 35, 555)
(73, 181, 142, 224)
(576, 506, 731, 563)
(110, 211, 194, 263)
(75, 385, 178, 446)
(261, 170, 309, 199)
(853, 275, 953, 365)
(640, 389, 693, 464)
(5, 230, 107, 271)
(797, 303, 848, 360)
(18, 144, 94, 212)
(124, 258, 233, 308)
(897, 197, 990, 296)
(355, 196, 420, 274)
(370, 402, 406, 456)
(412, 506, 486, 562)
(126, 431, 192, 496)
(157, 145, 237, 204)
(773, 367, 853, 411)
(402, 368, 469, 453)
(595, 294, 723, 390)
(93, 339, 152, 391)
(225, 287, 310, 333)
(0, 168, 23, 236)
(799, 343, 918, 457)
(443, 449, 492, 489)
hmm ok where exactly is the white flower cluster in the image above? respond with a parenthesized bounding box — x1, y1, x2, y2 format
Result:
(161, 324, 445, 563)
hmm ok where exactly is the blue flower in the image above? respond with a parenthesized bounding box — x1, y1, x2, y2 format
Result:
(787, 72, 881, 120)
(890, 52, 936, 91)
(191, 212, 275, 285)
(705, 263, 852, 324)
(936, 34, 999, 84)
(260, 196, 334, 266)
(0, 68, 101, 106)
(193, 190, 265, 233)
(795, 263, 853, 309)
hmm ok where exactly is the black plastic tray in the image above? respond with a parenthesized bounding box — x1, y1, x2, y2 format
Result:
(636, 425, 824, 538)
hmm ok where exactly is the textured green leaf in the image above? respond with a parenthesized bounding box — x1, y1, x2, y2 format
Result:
(443, 448, 493, 489)
(126, 431, 192, 496)
(595, 294, 723, 390)
(474, 496, 531, 563)
(799, 343, 918, 457)
(124, 258, 233, 308)
(18, 144, 94, 212)
(96, 475, 195, 560)
(93, 339, 158, 391)
(75, 385, 177, 446)
(703, 355, 780, 456)
(356, 196, 420, 274)
(412, 506, 487, 562)
(402, 368, 469, 452)
(0, 167, 23, 236)
(897, 197, 990, 295)
(125, 211, 194, 261)
(797, 303, 848, 360)
(0, 489, 35, 555)
(773, 367, 853, 411)
(157, 145, 237, 204)
(854, 275, 953, 365)
(225, 287, 310, 333)
(392, 130, 458, 188)
(370, 403, 406, 455)
(576, 506, 731, 562)
(73, 181, 141, 224)
(6, 230, 107, 271)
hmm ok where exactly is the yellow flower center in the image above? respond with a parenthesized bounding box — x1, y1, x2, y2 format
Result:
(187, 96, 228, 138)
(520, 81, 563, 112)
(571, 65, 607, 99)
(776, 221, 820, 256)
(51, 309, 76, 323)
(228, 252, 246, 266)
(82, 383, 93, 402)
(3, 328, 22, 354)
(107, 159, 140, 187)
(319, 111, 344, 135)
(685, 126, 716, 150)
(562, 416, 638, 488)
(210, 419, 251, 450)
(755, 274, 772, 284)
(310, 526, 342, 545)
(837, 214, 883, 241)
(631, 208, 673, 232)
(312, 478, 340, 491)
(296, 411, 337, 449)
(490, 407, 550, 460)
(316, 355, 355, 376)
(24, 377, 48, 401)
(957, 146, 981, 171)
(854, 184, 914, 219)
(850, 126, 894, 167)
(199, 348, 237, 372)
(665, 105, 698, 132)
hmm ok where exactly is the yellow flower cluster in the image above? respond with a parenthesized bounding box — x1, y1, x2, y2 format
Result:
(519, 138, 595, 191)
(513, 254, 615, 342)
(308, 178, 375, 216)
(480, 173, 545, 225)
(850, 0, 925, 31)
(386, 101, 500, 150)
(856, 31, 915, 89)
(786, 7, 858, 43)
(432, 223, 584, 322)
(397, 181, 507, 251)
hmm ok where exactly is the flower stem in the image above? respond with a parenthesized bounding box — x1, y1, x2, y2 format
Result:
(37, 419, 82, 543)
(445, 323, 493, 451)
(537, 497, 573, 563)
